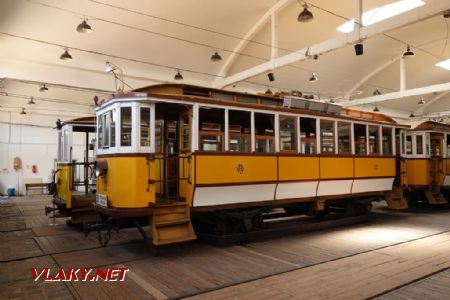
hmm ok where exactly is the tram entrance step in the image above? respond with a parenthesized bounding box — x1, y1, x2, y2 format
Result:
(424, 190, 448, 205)
(151, 202, 196, 246)
(384, 188, 408, 210)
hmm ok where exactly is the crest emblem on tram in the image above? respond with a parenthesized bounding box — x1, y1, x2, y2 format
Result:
(236, 164, 244, 175)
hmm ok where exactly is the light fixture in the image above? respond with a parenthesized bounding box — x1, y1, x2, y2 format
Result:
(418, 98, 426, 105)
(105, 61, 125, 92)
(210, 51, 222, 62)
(444, 9, 450, 18)
(373, 106, 379, 112)
(373, 88, 381, 95)
(402, 45, 414, 58)
(409, 112, 415, 118)
(174, 70, 183, 81)
(20, 108, 26, 115)
(27, 97, 35, 105)
(39, 84, 48, 93)
(60, 48, 73, 60)
(354, 42, 364, 56)
(298, 3, 314, 22)
(76, 19, 92, 33)
(308, 72, 318, 83)
(267, 72, 275, 82)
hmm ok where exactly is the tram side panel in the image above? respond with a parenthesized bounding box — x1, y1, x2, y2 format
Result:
(55, 164, 72, 208)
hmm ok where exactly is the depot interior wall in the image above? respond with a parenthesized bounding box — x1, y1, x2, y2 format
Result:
(0, 111, 87, 195)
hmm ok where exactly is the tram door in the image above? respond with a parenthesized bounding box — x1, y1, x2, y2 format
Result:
(430, 133, 444, 187)
(155, 103, 191, 201)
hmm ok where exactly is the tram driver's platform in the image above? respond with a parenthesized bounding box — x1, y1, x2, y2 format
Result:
(2, 195, 450, 299)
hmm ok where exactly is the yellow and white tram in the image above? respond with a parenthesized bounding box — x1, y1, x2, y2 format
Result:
(92, 84, 409, 246)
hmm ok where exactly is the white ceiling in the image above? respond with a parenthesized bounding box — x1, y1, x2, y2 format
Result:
(0, 0, 449, 122)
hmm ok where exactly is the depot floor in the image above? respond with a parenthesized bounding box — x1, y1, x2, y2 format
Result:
(1, 195, 450, 299)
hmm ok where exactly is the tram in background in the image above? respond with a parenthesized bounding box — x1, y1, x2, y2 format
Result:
(396, 121, 450, 205)
(89, 84, 412, 247)
(46, 117, 97, 224)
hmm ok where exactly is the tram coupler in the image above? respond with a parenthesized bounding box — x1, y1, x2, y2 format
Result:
(83, 216, 113, 247)
(44, 205, 58, 216)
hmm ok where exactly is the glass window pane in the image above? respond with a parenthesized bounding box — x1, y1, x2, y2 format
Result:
(382, 127, 392, 155)
(406, 135, 412, 155)
(255, 113, 274, 153)
(155, 120, 164, 153)
(300, 117, 316, 154)
(140, 107, 150, 147)
(199, 107, 224, 152)
(354, 124, 367, 155)
(338, 122, 350, 154)
(180, 115, 190, 152)
(103, 113, 110, 149)
(121, 107, 132, 146)
(369, 126, 379, 155)
(110, 109, 116, 147)
(320, 120, 334, 154)
(280, 116, 297, 152)
(229, 110, 251, 152)
(416, 135, 423, 155)
(98, 117, 103, 149)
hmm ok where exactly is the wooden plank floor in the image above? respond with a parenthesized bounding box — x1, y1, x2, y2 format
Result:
(1, 195, 450, 299)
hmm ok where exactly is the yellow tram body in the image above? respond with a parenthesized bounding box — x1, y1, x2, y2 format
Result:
(92, 84, 410, 246)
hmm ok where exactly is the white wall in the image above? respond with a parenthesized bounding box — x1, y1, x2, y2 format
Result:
(0, 111, 88, 195)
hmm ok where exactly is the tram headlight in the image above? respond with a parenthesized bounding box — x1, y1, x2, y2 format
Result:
(95, 160, 108, 177)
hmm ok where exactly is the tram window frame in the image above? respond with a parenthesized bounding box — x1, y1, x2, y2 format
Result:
(368, 125, 379, 155)
(337, 122, 351, 155)
(120, 106, 133, 147)
(405, 135, 413, 155)
(300, 117, 317, 155)
(320, 120, 335, 154)
(382, 127, 393, 156)
(416, 134, 424, 155)
(279, 115, 297, 153)
(354, 124, 367, 156)
(254, 112, 275, 153)
(228, 110, 251, 153)
(140, 107, 151, 147)
(199, 107, 225, 152)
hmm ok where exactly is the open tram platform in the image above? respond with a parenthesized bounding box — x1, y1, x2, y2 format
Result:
(2, 195, 450, 299)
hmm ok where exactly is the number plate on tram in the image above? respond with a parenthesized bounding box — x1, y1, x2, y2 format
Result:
(96, 194, 108, 207)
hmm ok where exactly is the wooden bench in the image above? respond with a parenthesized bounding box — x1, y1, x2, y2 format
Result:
(25, 183, 48, 195)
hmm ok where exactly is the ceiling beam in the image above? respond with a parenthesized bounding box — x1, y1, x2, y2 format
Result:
(212, 0, 291, 87)
(341, 82, 450, 107)
(214, 0, 449, 89)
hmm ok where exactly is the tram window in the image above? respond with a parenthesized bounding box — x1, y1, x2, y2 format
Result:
(228, 110, 251, 152)
(338, 122, 351, 154)
(155, 120, 164, 153)
(279, 116, 297, 152)
(447, 135, 450, 157)
(354, 124, 367, 155)
(369, 126, 379, 155)
(255, 113, 274, 153)
(110, 109, 116, 147)
(320, 120, 335, 154)
(140, 107, 150, 147)
(237, 95, 258, 104)
(103, 113, 110, 148)
(180, 115, 190, 152)
(98, 116, 103, 149)
(416, 135, 424, 155)
(382, 127, 392, 155)
(199, 107, 224, 151)
(300, 117, 316, 154)
(121, 107, 132, 147)
(405, 135, 412, 155)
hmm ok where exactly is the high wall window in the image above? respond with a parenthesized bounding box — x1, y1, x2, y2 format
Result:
(140, 107, 150, 147)
(279, 116, 297, 152)
(255, 113, 274, 153)
(229, 110, 251, 152)
(199, 107, 224, 151)
(338, 122, 351, 154)
(320, 120, 335, 154)
(354, 124, 367, 155)
(416, 134, 423, 155)
(300, 117, 316, 154)
(369, 126, 379, 155)
(121, 107, 132, 146)
(382, 127, 392, 155)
